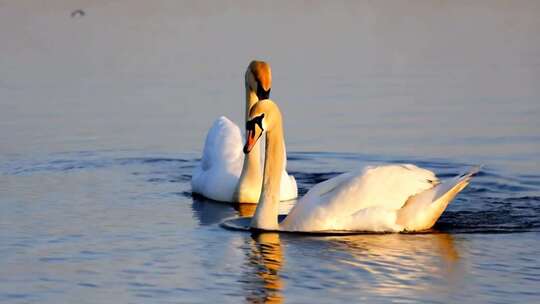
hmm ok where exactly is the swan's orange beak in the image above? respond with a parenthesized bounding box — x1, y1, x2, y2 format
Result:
(243, 127, 262, 154)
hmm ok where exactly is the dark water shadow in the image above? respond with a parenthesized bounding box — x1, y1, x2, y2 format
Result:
(3, 154, 192, 176)
(190, 194, 238, 226)
(190, 193, 258, 226)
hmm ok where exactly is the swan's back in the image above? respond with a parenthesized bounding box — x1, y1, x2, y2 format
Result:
(282, 164, 437, 231)
(199, 116, 243, 170)
(327, 165, 436, 211)
(192, 116, 243, 201)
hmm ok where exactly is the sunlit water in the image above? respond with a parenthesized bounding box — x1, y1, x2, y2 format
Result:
(1, 1, 540, 303)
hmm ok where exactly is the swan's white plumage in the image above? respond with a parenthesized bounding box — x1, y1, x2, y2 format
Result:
(281, 164, 438, 232)
(278, 165, 477, 232)
(192, 116, 243, 202)
(191, 116, 297, 202)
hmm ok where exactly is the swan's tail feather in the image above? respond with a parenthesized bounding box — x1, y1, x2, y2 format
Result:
(396, 166, 481, 231)
(456, 165, 482, 181)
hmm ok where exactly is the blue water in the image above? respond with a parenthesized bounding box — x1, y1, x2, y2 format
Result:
(1, 151, 539, 303)
(1, 1, 540, 303)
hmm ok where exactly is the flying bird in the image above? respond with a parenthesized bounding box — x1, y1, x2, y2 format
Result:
(71, 9, 85, 18)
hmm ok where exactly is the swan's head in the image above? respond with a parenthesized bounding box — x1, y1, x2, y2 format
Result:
(243, 99, 282, 154)
(246, 60, 272, 100)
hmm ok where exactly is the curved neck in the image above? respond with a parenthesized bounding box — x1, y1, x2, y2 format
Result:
(245, 87, 259, 122)
(251, 121, 284, 230)
(233, 88, 262, 202)
(243, 87, 262, 166)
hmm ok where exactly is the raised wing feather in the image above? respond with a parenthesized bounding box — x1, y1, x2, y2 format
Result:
(199, 116, 243, 171)
(191, 116, 243, 201)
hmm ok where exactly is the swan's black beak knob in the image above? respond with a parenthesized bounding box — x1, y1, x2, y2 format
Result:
(257, 86, 271, 100)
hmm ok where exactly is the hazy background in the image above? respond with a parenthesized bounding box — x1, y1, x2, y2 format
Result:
(1, 0, 539, 172)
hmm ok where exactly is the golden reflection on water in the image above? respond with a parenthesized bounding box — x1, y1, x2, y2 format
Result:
(244, 233, 284, 304)
(241, 231, 462, 303)
(325, 232, 463, 296)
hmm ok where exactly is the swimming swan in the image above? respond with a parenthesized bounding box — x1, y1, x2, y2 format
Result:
(191, 61, 297, 203)
(239, 99, 478, 232)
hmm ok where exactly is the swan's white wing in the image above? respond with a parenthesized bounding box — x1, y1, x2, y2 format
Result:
(281, 164, 437, 231)
(302, 171, 356, 200)
(191, 116, 244, 201)
(200, 116, 243, 170)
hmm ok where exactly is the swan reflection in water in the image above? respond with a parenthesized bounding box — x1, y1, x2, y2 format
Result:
(190, 194, 238, 225)
(244, 232, 284, 304)
(190, 194, 292, 224)
(195, 201, 283, 303)
(242, 231, 463, 303)
(191, 196, 464, 302)
(323, 233, 463, 295)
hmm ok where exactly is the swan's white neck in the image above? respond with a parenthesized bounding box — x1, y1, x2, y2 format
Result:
(233, 88, 263, 202)
(250, 121, 284, 230)
(245, 89, 259, 121)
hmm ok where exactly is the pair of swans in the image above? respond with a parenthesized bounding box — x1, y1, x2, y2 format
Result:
(194, 61, 478, 233)
(191, 61, 298, 203)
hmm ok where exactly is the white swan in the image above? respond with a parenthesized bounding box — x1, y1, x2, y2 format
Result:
(238, 99, 478, 233)
(191, 61, 297, 203)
